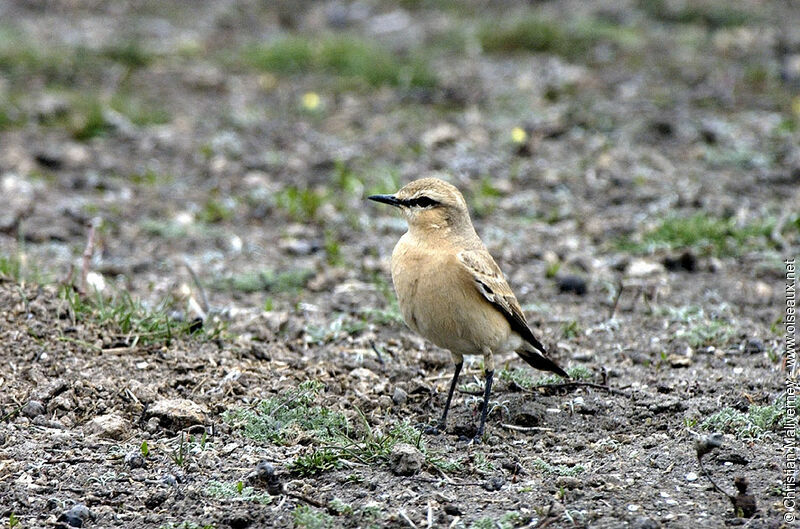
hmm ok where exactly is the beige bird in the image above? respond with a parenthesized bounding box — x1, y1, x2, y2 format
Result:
(369, 177, 568, 440)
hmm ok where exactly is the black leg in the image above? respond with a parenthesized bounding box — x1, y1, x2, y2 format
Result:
(474, 369, 494, 440)
(437, 360, 463, 431)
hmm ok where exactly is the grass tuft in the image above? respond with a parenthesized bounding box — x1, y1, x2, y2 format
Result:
(617, 213, 774, 257)
(500, 365, 592, 389)
(204, 480, 272, 505)
(224, 381, 348, 445)
(700, 401, 786, 440)
(531, 457, 585, 476)
(60, 286, 220, 346)
(240, 36, 436, 88)
(638, 0, 751, 28)
(220, 268, 314, 294)
(293, 505, 335, 529)
(479, 15, 641, 60)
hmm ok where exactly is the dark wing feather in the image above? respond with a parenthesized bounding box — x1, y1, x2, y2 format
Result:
(458, 249, 568, 378)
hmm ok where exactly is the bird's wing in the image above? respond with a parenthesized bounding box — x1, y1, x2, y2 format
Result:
(457, 249, 568, 377)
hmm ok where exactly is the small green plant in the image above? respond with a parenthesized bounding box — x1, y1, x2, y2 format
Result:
(276, 186, 325, 222)
(204, 480, 271, 505)
(545, 262, 561, 279)
(616, 213, 774, 257)
(197, 198, 235, 224)
(101, 41, 154, 68)
(500, 365, 591, 388)
(288, 449, 342, 477)
(140, 440, 149, 457)
(110, 92, 170, 126)
(8, 513, 20, 528)
(638, 0, 751, 28)
(224, 381, 349, 445)
(305, 314, 367, 345)
(328, 498, 354, 516)
(60, 286, 219, 346)
(221, 268, 313, 294)
(531, 458, 584, 476)
(239, 36, 314, 73)
(700, 401, 785, 440)
(171, 432, 187, 467)
(479, 15, 640, 60)
(293, 505, 335, 529)
(240, 36, 436, 89)
(562, 320, 582, 339)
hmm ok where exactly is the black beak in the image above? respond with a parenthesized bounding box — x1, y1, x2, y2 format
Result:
(368, 194, 402, 207)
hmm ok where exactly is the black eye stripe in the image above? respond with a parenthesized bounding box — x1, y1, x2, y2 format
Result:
(404, 196, 439, 208)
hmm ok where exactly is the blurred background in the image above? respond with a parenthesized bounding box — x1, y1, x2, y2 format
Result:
(0, 0, 798, 314)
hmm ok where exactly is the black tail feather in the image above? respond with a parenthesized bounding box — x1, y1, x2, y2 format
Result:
(516, 348, 569, 379)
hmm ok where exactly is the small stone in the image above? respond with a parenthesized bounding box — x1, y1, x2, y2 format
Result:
(22, 400, 45, 418)
(511, 405, 541, 427)
(482, 476, 505, 491)
(146, 417, 160, 433)
(556, 476, 582, 489)
(627, 259, 665, 277)
(279, 238, 319, 256)
(392, 387, 408, 406)
(144, 489, 168, 509)
(162, 474, 178, 486)
(743, 338, 764, 354)
(422, 123, 459, 148)
(662, 251, 697, 272)
(58, 503, 94, 527)
(667, 354, 691, 368)
(389, 443, 423, 476)
(556, 275, 587, 296)
(632, 516, 661, 529)
(147, 399, 207, 429)
(85, 413, 129, 440)
(124, 450, 146, 469)
(685, 472, 698, 482)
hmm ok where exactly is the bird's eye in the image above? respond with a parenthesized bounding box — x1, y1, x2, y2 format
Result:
(408, 196, 438, 208)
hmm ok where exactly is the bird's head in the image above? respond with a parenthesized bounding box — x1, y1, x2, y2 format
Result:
(368, 178, 473, 234)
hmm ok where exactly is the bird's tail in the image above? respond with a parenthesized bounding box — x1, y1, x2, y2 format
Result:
(516, 344, 569, 379)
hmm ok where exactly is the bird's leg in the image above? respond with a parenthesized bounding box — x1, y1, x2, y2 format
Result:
(474, 369, 495, 441)
(425, 360, 462, 434)
(438, 360, 463, 430)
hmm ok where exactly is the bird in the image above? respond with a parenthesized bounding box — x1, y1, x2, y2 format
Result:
(368, 177, 568, 440)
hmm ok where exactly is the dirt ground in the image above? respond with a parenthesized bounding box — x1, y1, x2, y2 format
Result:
(0, 1, 798, 528)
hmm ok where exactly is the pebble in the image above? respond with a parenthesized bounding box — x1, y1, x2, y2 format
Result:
(632, 516, 661, 529)
(147, 398, 207, 429)
(556, 275, 588, 296)
(22, 400, 46, 418)
(662, 251, 697, 272)
(58, 503, 94, 527)
(392, 387, 408, 406)
(389, 443, 424, 476)
(685, 472, 698, 482)
(743, 338, 764, 354)
(124, 450, 147, 469)
(421, 123, 459, 148)
(85, 413, 129, 440)
(482, 476, 505, 491)
(627, 259, 665, 277)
